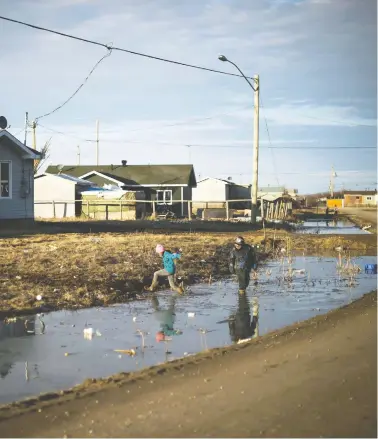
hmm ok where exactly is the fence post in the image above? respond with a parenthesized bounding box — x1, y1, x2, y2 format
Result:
(152, 200, 156, 217)
(226, 201, 229, 221)
(120, 201, 123, 220)
(87, 200, 89, 217)
(52, 200, 56, 218)
(105, 204, 109, 221)
(188, 201, 192, 220)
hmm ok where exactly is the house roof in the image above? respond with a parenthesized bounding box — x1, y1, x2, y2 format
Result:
(35, 172, 94, 185)
(344, 190, 377, 196)
(0, 130, 42, 159)
(197, 177, 235, 185)
(45, 164, 197, 187)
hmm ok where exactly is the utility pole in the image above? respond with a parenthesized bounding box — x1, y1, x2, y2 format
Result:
(24, 112, 29, 145)
(77, 145, 81, 165)
(251, 74, 260, 224)
(31, 120, 37, 150)
(329, 165, 336, 198)
(96, 119, 99, 166)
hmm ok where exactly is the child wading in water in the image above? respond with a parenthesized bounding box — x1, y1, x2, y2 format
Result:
(145, 244, 184, 294)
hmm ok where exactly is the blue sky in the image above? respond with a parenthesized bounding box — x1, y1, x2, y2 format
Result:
(1, 0, 377, 193)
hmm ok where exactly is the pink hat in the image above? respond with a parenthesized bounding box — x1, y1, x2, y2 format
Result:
(156, 244, 165, 253)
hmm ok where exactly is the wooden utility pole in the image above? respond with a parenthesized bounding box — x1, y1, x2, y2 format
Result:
(251, 74, 260, 224)
(77, 145, 81, 165)
(24, 112, 29, 145)
(96, 120, 99, 166)
(330, 165, 336, 198)
(32, 120, 37, 150)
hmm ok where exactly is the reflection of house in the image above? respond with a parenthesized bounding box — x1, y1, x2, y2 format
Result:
(258, 186, 298, 200)
(46, 163, 197, 217)
(34, 173, 96, 218)
(192, 177, 251, 209)
(0, 130, 41, 221)
(344, 190, 377, 207)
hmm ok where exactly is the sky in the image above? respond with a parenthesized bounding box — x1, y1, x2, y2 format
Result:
(1, 0, 377, 193)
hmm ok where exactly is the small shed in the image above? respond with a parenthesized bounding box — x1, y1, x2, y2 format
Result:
(34, 173, 95, 218)
(260, 194, 293, 220)
(192, 177, 251, 210)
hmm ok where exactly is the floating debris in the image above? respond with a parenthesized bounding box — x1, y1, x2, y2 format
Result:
(114, 349, 136, 356)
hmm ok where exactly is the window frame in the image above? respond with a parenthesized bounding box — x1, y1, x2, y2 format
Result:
(156, 189, 173, 205)
(0, 161, 11, 200)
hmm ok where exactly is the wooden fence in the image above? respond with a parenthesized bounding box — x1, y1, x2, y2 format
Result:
(34, 198, 293, 221)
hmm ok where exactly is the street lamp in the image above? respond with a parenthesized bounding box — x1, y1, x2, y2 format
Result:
(218, 54, 260, 225)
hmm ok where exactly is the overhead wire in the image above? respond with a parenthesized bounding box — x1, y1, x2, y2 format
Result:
(259, 93, 280, 185)
(0, 15, 255, 80)
(35, 47, 112, 121)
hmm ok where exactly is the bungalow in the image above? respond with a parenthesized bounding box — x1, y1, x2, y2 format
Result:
(344, 190, 377, 207)
(45, 162, 197, 217)
(0, 130, 41, 221)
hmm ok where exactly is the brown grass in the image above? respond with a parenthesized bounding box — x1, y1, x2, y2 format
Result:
(0, 228, 376, 317)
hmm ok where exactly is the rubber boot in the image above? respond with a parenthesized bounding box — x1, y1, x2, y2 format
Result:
(145, 280, 159, 292)
(173, 285, 185, 294)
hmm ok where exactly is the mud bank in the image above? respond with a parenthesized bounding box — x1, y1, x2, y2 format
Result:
(0, 291, 376, 438)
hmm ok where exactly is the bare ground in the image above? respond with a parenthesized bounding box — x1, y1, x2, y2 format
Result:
(0, 291, 376, 438)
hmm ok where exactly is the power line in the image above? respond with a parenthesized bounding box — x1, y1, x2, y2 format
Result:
(35, 47, 112, 121)
(0, 15, 255, 80)
(260, 93, 280, 185)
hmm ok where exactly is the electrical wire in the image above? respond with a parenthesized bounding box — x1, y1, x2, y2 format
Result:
(260, 93, 280, 185)
(0, 15, 255, 80)
(35, 47, 112, 121)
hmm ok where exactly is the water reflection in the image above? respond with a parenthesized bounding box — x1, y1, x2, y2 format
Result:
(228, 294, 259, 343)
(152, 295, 183, 342)
(0, 316, 37, 379)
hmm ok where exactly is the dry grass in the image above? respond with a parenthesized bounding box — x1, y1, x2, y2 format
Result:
(0, 228, 375, 316)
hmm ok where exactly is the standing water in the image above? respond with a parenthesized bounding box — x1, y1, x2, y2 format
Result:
(0, 256, 376, 405)
(294, 218, 370, 234)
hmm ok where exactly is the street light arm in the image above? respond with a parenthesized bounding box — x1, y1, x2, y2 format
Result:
(227, 60, 258, 92)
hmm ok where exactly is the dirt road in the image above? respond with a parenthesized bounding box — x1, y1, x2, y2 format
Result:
(342, 207, 377, 226)
(0, 292, 376, 438)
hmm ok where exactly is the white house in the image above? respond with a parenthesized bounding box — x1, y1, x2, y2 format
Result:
(0, 130, 41, 221)
(34, 173, 95, 218)
(192, 177, 251, 209)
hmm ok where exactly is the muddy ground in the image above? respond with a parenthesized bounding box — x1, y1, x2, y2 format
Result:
(0, 224, 376, 318)
(0, 291, 376, 438)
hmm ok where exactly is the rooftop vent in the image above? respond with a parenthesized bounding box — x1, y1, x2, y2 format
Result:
(121, 160, 127, 167)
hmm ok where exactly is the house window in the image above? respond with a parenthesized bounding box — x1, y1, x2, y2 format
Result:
(355, 196, 360, 200)
(156, 190, 172, 205)
(0, 162, 11, 198)
(367, 197, 372, 200)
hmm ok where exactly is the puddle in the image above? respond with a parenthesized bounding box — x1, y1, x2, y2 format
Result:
(0, 256, 376, 405)
(294, 218, 370, 234)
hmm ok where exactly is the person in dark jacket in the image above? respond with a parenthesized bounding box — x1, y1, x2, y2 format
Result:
(229, 236, 257, 293)
(228, 294, 259, 343)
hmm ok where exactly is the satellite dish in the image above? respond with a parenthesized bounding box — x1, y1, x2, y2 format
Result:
(0, 116, 8, 130)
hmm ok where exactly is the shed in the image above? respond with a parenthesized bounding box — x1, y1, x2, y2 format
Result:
(192, 177, 251, 210)
(34, 173, 95, 218)
(0, 130, 41, 221)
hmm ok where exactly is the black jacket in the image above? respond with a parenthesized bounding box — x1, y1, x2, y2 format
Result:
(229, 244, 256, 273)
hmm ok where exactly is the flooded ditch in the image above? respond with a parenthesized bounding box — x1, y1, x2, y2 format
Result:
(294, 218, 370, 235)
(0, 255, 376, 406)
